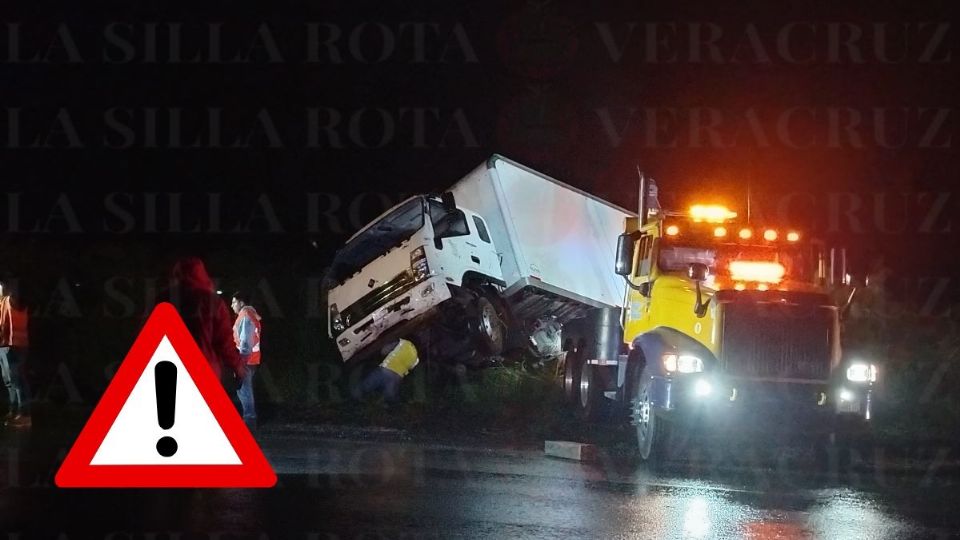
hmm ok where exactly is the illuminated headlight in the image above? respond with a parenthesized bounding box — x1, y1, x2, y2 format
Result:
(846, 362, 877, 383)
(838, 388, 855, 402)
(694, 379, 712, 397)
(410, 246, 429, 279)
(330, 304, 345, 332)
(663, 354, 704, 373)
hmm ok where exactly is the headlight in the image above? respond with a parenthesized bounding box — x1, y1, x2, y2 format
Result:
(663, 354, 704, 373)
(410, 246, 429, 279)
(330, 304, 345, 332)
(846, 362, 877, 383)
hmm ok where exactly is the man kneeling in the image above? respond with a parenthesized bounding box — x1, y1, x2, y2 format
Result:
(353, 338, 419, 402)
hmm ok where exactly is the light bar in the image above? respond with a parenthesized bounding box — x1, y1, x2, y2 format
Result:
(763, 229, 778, 241)
(713, 226, 727, 238)
(690, 204, 737, 223)
(738, 228, 752, 240)
(728, 261, 786, 283)
(787, 231, 800, 242)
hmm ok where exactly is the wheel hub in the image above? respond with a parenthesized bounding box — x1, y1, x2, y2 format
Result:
(480, 305, 495, 337)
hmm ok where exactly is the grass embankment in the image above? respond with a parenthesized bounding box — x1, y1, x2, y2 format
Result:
(268, 294, 960, 452)
(273, 362, 600, 447)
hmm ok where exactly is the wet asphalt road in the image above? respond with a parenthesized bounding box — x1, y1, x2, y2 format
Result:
(1, 427, 959, 539)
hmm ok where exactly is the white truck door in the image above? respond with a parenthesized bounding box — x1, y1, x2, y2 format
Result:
(428, 202, 503, 286)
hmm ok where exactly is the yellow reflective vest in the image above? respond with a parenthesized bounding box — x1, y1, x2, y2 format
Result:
(381, 339, 419, 377)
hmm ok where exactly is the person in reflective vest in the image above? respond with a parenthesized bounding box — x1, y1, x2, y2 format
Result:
(353, 338, 419, 403)
(231, 291, 262, 426)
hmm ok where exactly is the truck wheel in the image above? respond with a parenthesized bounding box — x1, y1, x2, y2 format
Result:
(632, 380, 671, 462)
(473, 296, 505, 355)
(562, 349, 582, 404)
(578, 363, 605, 420)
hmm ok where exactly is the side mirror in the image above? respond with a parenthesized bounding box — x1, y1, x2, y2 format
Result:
(441, 192, 457, 213)
(615, 233, 635, 276)
(638, 281, 651, 297)
(688, 263, 709, 318)
(688, 262, 708, 282)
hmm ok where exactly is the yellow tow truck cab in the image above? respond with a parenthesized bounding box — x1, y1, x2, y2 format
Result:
(564, 193, 876, 462)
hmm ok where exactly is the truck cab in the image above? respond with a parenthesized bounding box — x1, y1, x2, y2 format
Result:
(326, 195, 502, 362)
(612, 204, 875, 461)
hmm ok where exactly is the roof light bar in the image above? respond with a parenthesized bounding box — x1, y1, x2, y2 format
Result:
(729, 261, 786, 283)
(690, 205, 737, 223)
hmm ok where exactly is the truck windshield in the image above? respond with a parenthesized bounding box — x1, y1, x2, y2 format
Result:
(327, 198, 425, 284)
(659, 240, 814, 282)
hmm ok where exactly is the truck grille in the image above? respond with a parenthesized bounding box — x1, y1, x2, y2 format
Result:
(341, 270, 421, 331)
(721, 302, 835, 381)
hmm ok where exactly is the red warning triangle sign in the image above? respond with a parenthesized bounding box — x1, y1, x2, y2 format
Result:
(56, 302, 277, 488)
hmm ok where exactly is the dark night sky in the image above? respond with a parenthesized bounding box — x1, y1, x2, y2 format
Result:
(1, 0, 958, 308)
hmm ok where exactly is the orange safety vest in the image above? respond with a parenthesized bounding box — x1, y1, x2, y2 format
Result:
(233, 306, 262, 365)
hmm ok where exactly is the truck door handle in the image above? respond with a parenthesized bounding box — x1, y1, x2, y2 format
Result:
(471, 256, 480, 264)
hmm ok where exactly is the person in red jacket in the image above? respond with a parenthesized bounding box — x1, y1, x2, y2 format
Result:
(161, 258, 246, 382)
(0, 280, 30, 428)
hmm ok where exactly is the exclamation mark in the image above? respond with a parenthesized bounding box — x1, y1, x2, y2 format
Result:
(155, 361, 178, 457)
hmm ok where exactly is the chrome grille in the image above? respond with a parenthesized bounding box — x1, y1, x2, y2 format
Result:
(340, 270, 420, 332)
(721, 302, 834, 380)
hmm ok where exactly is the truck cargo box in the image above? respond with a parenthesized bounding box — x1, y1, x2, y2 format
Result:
(450, 155, 634, 314)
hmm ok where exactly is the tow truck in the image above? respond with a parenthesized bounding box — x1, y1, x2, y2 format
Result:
(564, 177, 876, 460)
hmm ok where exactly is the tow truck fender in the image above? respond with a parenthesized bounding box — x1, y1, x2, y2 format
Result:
(630, 327, 719, 409)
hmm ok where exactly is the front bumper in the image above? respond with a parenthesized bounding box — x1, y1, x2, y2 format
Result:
(334, 276, 451, 362)
(649, 375, 873, 431)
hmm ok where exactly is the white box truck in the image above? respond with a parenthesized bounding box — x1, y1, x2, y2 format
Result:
(325, 155, 635, 366)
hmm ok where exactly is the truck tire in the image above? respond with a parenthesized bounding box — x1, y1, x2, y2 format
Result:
(473, 296, 505, 355)
(632, 379, 671, 462)
(578, 363, 605, 420)
(562, 348, 582, 405)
